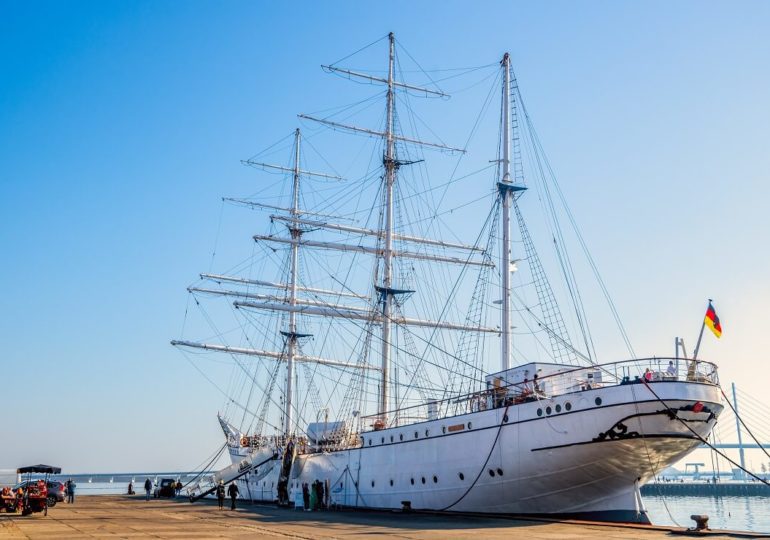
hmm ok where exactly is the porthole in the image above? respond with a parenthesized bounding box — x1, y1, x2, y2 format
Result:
(458, 472, 465, 481)
(389, 479, 393, 486)
(433, 475, 438, 483)
(488, 469, 495, 477)
(555, 404, 562, 413)
(503, 414, 509, 423)
(595, 397, 602, 406)
(410, 478, 414, 485)
(565, 402, 572, 411)
(354, 481, 358, 487)
(340, 483, 343, 488)
(421, 477, 426, 484)
(537, 408, 543, 417)
(425, 429, 430, 437)
(371, 480, 375, 487)
(399, 434, 404, 441)
(496, 468, 503, 476)
(467, 422, 473, 429)
(414, 431, 419, 439)
(546, 406, 552, 415)
(381, 437, 384, 444)
(390, 435, 394, 442)
(442, 426, 446, 434)
(368, 439, 372, 446)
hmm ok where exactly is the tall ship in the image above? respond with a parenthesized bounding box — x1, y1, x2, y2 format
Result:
(173, 34, 722, 523)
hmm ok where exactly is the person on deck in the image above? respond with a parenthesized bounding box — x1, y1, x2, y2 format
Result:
(216, 481, 225, 510)
(227, 481, 239, 510)
(644, 368, 653, 382)
(144, 478, 152, 501)
(666, 361, 677, 378)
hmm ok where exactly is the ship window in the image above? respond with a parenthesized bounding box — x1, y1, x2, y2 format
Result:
(368, 439, 372, 446)
(340, 483, 343, 488)
(555, 404, 562, 413)
(425, 429, 430, 437)
(458, 472, 465, 481)
(488, 469, 495, 477)
(546, 406, 552, 415)
(381, 437, 384, 444)
(421, 477, 426, 484)
(537, 408, 543, 417)
(496, 468, 503, 476)
(468, 422, 473, 429)
(371, 480, 375, 487)
(565, 402, 572, 411)
(595, 397, 602, 406)
(410, 478, 414, 485)
(414, 431, 419, 439)
(442, 426, 446, 434)
(390, 435, 394, 442)
(399, 434, 404, 441)
(390, 479, 393, 486)
(433, 475, 438, 483)
(503, 415, 509, 423)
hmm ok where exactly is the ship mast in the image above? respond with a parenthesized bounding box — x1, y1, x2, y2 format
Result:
(284, 128, 302, 436)
(500, 53, 513, 371)
(380, 32, 396, 421)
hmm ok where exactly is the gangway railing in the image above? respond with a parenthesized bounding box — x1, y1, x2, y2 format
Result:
(189, 453, 277, 503)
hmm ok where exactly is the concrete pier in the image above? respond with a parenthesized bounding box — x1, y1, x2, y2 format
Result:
(0, 495, 757, 539)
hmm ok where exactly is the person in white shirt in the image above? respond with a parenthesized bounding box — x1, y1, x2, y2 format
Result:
(666, 361, 677, 378)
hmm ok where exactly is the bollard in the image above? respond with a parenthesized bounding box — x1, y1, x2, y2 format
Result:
(689, 514, 709, 531)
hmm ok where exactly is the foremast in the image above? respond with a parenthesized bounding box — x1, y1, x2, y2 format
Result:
(498, 52, 527, 372)
(500, 53, 512, 372)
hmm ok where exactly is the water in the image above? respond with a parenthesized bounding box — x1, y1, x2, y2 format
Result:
(645, 495, 770, 533)
(29, 473, 770, 534)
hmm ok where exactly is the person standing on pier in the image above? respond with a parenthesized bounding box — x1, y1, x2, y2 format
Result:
(227, 481, 239, 510)
(66, 478, 76, 504)
(144, 478, 152, 501)
(216, 481, 225, 510)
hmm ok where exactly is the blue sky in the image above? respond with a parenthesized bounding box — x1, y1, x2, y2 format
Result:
(2, 1, 770, 472)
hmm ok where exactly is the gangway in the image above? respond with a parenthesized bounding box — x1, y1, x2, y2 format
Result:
(188, 452, 277, 503)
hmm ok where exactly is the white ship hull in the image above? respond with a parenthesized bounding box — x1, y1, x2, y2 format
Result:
(228, 380, 721, 523)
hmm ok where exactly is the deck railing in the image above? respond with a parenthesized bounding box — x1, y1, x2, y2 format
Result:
(361, 357, 719, 430)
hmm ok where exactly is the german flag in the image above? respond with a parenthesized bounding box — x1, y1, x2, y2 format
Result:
(705, 302, 722, 338)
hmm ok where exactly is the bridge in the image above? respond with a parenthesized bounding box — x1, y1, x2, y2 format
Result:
(697, 382, 770, 474)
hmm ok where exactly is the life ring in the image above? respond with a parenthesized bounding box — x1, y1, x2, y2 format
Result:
(240, 436, 249, 447)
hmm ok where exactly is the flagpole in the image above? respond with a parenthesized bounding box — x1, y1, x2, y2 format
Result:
(692, 298, 712, 361)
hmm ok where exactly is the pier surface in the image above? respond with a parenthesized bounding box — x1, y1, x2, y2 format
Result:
(0, 495, 757, 539)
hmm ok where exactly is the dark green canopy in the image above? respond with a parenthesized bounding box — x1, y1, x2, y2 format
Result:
(17, 465, 61, 474)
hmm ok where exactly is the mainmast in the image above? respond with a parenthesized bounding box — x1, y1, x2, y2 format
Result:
(284, 128, 302, 436)
(500, 53, 513, 371)
(380, 32, 396, 421)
